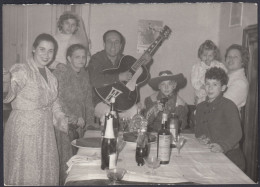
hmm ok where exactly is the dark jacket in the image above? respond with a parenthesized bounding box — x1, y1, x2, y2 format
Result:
(88, 50, 123, 107)
(195, 95, 245, 170)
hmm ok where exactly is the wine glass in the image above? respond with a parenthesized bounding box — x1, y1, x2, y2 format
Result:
(144, 156, 161, 175)
(106, 168, 127, 185)
(175, 135, 185, 155)
(116, 135, 126, 162)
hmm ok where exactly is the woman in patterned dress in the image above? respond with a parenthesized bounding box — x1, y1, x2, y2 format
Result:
(3, 33, 73, 185)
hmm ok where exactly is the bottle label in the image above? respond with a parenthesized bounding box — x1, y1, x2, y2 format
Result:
(109, 153, 116, 169)
(104, 118, 115, 139)
(158, 135, 171, 161)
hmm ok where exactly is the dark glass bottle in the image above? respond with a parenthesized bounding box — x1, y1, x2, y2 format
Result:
(110, 97, 119, 137)
(101, 115, 117, 170)
(135, 127, 149, 166)
(157, 113, 171, 164)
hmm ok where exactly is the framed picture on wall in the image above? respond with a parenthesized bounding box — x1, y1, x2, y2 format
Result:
(137, 20, 163, 53)
(229, 2, 243, 27)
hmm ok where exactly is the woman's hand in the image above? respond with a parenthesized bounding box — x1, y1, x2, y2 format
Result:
(68, 115, 78, 125)
(76, 117, 85, 128)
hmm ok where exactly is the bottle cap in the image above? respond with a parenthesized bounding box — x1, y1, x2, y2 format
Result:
(162, 113, 168, 120)
(110, 97, 115, 103)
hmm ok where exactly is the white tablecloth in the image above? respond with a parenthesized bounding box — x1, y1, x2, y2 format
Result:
(65, 130, 255, 184)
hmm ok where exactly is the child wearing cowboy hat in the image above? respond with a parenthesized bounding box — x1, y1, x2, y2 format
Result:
(144, 70, 188, 132)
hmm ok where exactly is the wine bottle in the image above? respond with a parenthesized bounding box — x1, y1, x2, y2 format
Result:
(101, 115, 117, 170)
(110, 97, 119, 137)
(131, 108, 144, 132)
(135, 126, 149, 166)
(157, 112, 171, 164)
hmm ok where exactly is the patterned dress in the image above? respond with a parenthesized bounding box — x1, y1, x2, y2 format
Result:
(52, 63, 94, 185)
(3, 58, 68, 185)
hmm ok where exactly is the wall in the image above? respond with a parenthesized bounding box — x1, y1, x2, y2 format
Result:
(218, 3, 258, 60)
(82, 3, 221, 105)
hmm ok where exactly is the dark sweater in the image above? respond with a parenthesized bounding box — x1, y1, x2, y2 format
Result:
(195, 95, 245, 170)
(88, 50, 123, 107)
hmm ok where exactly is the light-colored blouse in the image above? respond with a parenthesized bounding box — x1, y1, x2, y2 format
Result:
(224, 68, 249, 112)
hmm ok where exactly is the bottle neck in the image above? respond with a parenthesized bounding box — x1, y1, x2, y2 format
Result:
(104, 117, 115, 139)
(161, 113, 168, 129)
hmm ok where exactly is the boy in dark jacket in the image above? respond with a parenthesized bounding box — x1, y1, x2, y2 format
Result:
(195, 67, 245, 171)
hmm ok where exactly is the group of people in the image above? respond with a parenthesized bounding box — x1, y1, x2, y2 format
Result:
(3, 11, 93, 185)
(191, 40, 249, 171)
(3, 10, 249, 186)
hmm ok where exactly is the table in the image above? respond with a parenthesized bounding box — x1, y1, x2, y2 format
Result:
(65, 130, 255, 185)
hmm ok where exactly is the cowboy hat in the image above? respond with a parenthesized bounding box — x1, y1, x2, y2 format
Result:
(148, 70, 187, 91)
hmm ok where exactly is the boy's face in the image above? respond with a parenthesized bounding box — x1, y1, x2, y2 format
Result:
(205, 79, 226, 102)
(159, 80, 177, 97)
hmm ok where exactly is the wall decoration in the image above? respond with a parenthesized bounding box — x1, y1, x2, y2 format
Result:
(137, 19, 163, 53)
(229, 3, 243, 27)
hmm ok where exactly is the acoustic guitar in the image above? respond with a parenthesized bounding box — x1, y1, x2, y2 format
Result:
(95, 25, 172, 111)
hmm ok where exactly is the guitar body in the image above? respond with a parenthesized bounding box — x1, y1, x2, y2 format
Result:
(102, 55, 149, 85)
(95, 55, 149, 111)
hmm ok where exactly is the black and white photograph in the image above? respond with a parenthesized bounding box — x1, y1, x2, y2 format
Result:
(2, 2, 258, 186)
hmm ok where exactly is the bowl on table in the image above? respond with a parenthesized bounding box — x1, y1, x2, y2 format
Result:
(106, 168, 127, 184)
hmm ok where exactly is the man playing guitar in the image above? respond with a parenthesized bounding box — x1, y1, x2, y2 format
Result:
(88, 30, 152, 120)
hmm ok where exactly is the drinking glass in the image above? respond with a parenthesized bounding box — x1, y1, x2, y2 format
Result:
(144, 156, 161, 175)
(175, 135, 185, 155)
(120, 117, 131, 132)
(116, 134, 126, 162)
(106, 168, 127, 185)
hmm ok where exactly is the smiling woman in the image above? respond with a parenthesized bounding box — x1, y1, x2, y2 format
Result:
(223, 44, 249, 113)
(3, 33, 70, 185)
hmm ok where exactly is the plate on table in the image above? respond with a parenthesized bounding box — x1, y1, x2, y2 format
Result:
(71, 137, 101, 148)
(123, 132, 156, 144)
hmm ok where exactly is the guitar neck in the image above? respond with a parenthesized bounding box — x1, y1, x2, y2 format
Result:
(131, 35, 165, 72)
